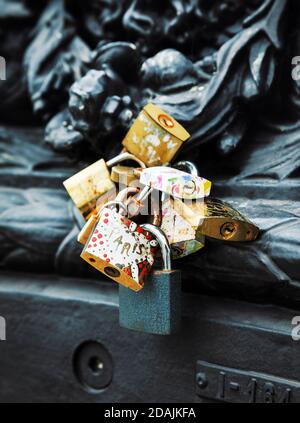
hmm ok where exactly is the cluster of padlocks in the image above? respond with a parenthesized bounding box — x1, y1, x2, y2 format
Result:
(63, 104, 259, 335)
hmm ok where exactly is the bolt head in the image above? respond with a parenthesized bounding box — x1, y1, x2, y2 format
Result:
(196, 372, 208, 389)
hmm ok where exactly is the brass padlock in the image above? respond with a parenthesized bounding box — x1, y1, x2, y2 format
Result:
(63, 152, 146, 220)
(197, 198, 260, 242)
(80, 200, 159, 292)
(170, 197, 260, 242)
(111, 165, 140, 186)
(122, 104, 190, 167)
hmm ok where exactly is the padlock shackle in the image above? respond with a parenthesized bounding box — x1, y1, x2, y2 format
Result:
(141, 224, 172, 272)
(116, 187, 162, 226)
(174, 161, 199, 177)
(107, 152, 146, 169)
(115, 187, 140, 204)
(98, 201, 128, 216)
(126, 185, 153, 217)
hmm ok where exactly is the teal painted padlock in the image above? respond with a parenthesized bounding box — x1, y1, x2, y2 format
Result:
(119, 224, 182, 336)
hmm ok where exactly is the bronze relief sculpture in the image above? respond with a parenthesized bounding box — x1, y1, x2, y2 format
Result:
(0, 0, 299, 305)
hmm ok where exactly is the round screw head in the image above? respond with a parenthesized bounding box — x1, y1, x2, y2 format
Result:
(196, 372, 208, 389)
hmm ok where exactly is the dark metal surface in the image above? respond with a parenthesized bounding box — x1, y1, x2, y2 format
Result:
(0, 272, 299, 403)
(196, 362, 300, 403)
(0, 0, 300, 402)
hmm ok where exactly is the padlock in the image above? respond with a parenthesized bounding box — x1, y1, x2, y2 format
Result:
(159, 161, 206, 259)
(196, 198, 260, 242)
(119, 224, 182, 335)
(138, 166, 212, 201)
(170, 197, 260, 242)
(161, 197, 205, 260)
(63, 152, 146, 220)
(78, 187, 162, 247)
(77, 188, 140, 246)
(111, 165, 140, 186)
(122, 103, 190, 167)
(110, 160, 199, 189)
(80, 200, 159, 292)
(121, 166, 211, 220)
(77, 213, 99, 245)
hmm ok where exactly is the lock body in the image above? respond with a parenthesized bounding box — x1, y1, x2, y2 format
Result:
(111, 165, 140, 186)
(140, 167, 212, 200)
(81, 207, 158, 291)
(122, 104, 190, 167)
(190, 198, 260, 242)
(119, 270, 181, 335)
(64, 159, 115, 220)
(161, 198, 205, 259)
(166, 197, 259, 242)
(64, 153, 146, 220)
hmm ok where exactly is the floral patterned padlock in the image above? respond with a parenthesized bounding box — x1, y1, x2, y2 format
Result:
(161, 197, 205, 260)
(159, 161, 206, 259)
(122, 104, 191, 167)
(80, 201, 159, 292)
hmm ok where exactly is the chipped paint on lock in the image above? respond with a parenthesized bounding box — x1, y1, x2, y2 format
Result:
(122, 104, 190, 167)
(161, 198, 205, 259)
(140, 167, 212, 200)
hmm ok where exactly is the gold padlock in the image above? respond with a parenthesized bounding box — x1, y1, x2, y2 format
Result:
(111, 165, 140, 186)
(170, 197, 260, 242)
(122, 104, 190, 167)
(80, 200, 159, 292)
(63, 152, 146, 220)
(198, 198, 260, 242)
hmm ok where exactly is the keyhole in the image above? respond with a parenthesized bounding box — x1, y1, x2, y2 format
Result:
(88, 357, 104, 375)
(246, 230, 252, 241)
(158, 114, 175, 128)
(104, 266, 121, 278)
(183, 180, 196, 196)
(220, 222, 237, 240)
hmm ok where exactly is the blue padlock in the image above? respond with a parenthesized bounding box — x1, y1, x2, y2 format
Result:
(119, 224, 182, 335)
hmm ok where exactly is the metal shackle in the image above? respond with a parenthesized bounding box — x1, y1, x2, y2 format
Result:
(98, 200, 128, 216)
(106, 152, 147, 169)
(160, 161, 199, 203)
(115, 187, 140, 204)
(174, 161, 199, 177)
(125, 185, 154, 218)
(141, 224, 172, 271)
(116, 188, 161, 226)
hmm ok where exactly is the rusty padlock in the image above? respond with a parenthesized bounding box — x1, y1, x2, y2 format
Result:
(63, 152, 146, 220)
